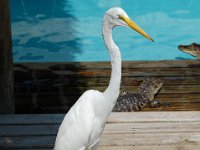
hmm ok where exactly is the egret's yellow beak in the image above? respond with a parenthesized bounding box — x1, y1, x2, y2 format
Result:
(119, 15, 154, 42)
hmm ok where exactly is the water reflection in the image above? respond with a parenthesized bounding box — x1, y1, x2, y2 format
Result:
(175, 57, 193, 60)
(11, 0, 81, 62)
(11, 0, 200, 62)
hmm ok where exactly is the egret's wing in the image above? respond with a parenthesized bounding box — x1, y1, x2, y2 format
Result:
(54, 90, 104, 150)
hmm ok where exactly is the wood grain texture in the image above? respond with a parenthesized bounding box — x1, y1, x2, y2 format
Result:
(14, 60, 200, 113)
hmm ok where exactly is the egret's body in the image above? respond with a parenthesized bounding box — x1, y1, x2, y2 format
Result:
(54, 7, 153, 150)
(55, 90, 108, 149)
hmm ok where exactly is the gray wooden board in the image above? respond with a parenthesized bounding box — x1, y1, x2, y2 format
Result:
(1, 112, 200, 149)
(0, 114, 64, 125)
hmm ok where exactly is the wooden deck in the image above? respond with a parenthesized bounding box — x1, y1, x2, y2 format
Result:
(14, 60, 200, 113)
(0, 112, 200, 149)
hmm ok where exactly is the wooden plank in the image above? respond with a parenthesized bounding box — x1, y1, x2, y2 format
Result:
(101, 133, 200, 139)
(122, 76, 200, 86)
(1, 122, 200, 136)
(14, 60, 200, 70)
(15, 103, 200, 113)
(0, 136, 54, 149)
(143, 103, 200, 111)
(14, 61, 200, 78)
(13, 93, 200, 113)
(107, 112, 200, 123)
(14, 67, 200, 78)
(99, 133, 200, 146)
(14, 84, 200, 95)
(98, 145, 200, 150)
(0, 0, 14, 113)
(1, 137, 200, 150)
(1, 112, 200, 125)
(14, 76, 200, 89)
(14, 93, 200, 106)
(1, 133, 200, 149)
(0, 114, 64, 125)
(0, 124, 59, 136)
(103, 122, 200, 134)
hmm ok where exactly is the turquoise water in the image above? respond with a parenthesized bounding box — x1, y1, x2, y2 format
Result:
(11, 0, 199, 62)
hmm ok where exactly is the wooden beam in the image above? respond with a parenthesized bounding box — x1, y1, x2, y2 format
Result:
(0, 0, 14, 113)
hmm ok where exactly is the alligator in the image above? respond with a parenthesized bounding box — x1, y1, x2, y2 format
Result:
(113, 78, 163, 112)
(178, 43, 200, 59)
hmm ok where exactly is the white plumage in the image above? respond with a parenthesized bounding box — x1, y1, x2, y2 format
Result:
(54, 7, 153, 150)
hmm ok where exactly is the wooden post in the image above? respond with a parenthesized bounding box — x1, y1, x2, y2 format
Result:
(0, 0, 14, 114)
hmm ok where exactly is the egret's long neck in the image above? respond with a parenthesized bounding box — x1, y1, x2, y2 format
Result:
(102, 19, 121, 104)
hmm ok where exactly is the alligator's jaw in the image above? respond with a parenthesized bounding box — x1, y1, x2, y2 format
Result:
(178, 43, 200, 59)
(178, 46, 197, 57)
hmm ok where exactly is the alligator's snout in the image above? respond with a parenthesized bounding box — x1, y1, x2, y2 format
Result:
(178, 45, 187, 50)
(178, 43, 200, 59)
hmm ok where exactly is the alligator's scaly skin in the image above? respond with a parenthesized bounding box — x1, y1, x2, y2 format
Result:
(178, 43, 200, 59)
(113, 78, 163, 112)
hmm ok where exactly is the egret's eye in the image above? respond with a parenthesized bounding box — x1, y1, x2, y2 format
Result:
(118, 15, 123, 20)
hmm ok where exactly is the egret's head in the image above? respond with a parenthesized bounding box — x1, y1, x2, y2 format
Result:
(104, 7, 154, 42)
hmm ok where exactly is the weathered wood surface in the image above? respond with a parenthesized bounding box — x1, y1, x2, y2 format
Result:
(0, 112, 200, 149)
(14, 60, 200, 113)
(0, 0, 14, 113)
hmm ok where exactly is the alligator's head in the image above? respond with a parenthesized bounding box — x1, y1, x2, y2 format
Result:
(138, 78, 163, 101)
(178, 43, 200, 58)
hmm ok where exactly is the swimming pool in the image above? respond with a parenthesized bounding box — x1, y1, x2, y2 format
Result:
(11, 0, 199, 62)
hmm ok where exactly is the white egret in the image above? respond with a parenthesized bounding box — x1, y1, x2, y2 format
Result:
(54, 7, 153, 150)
